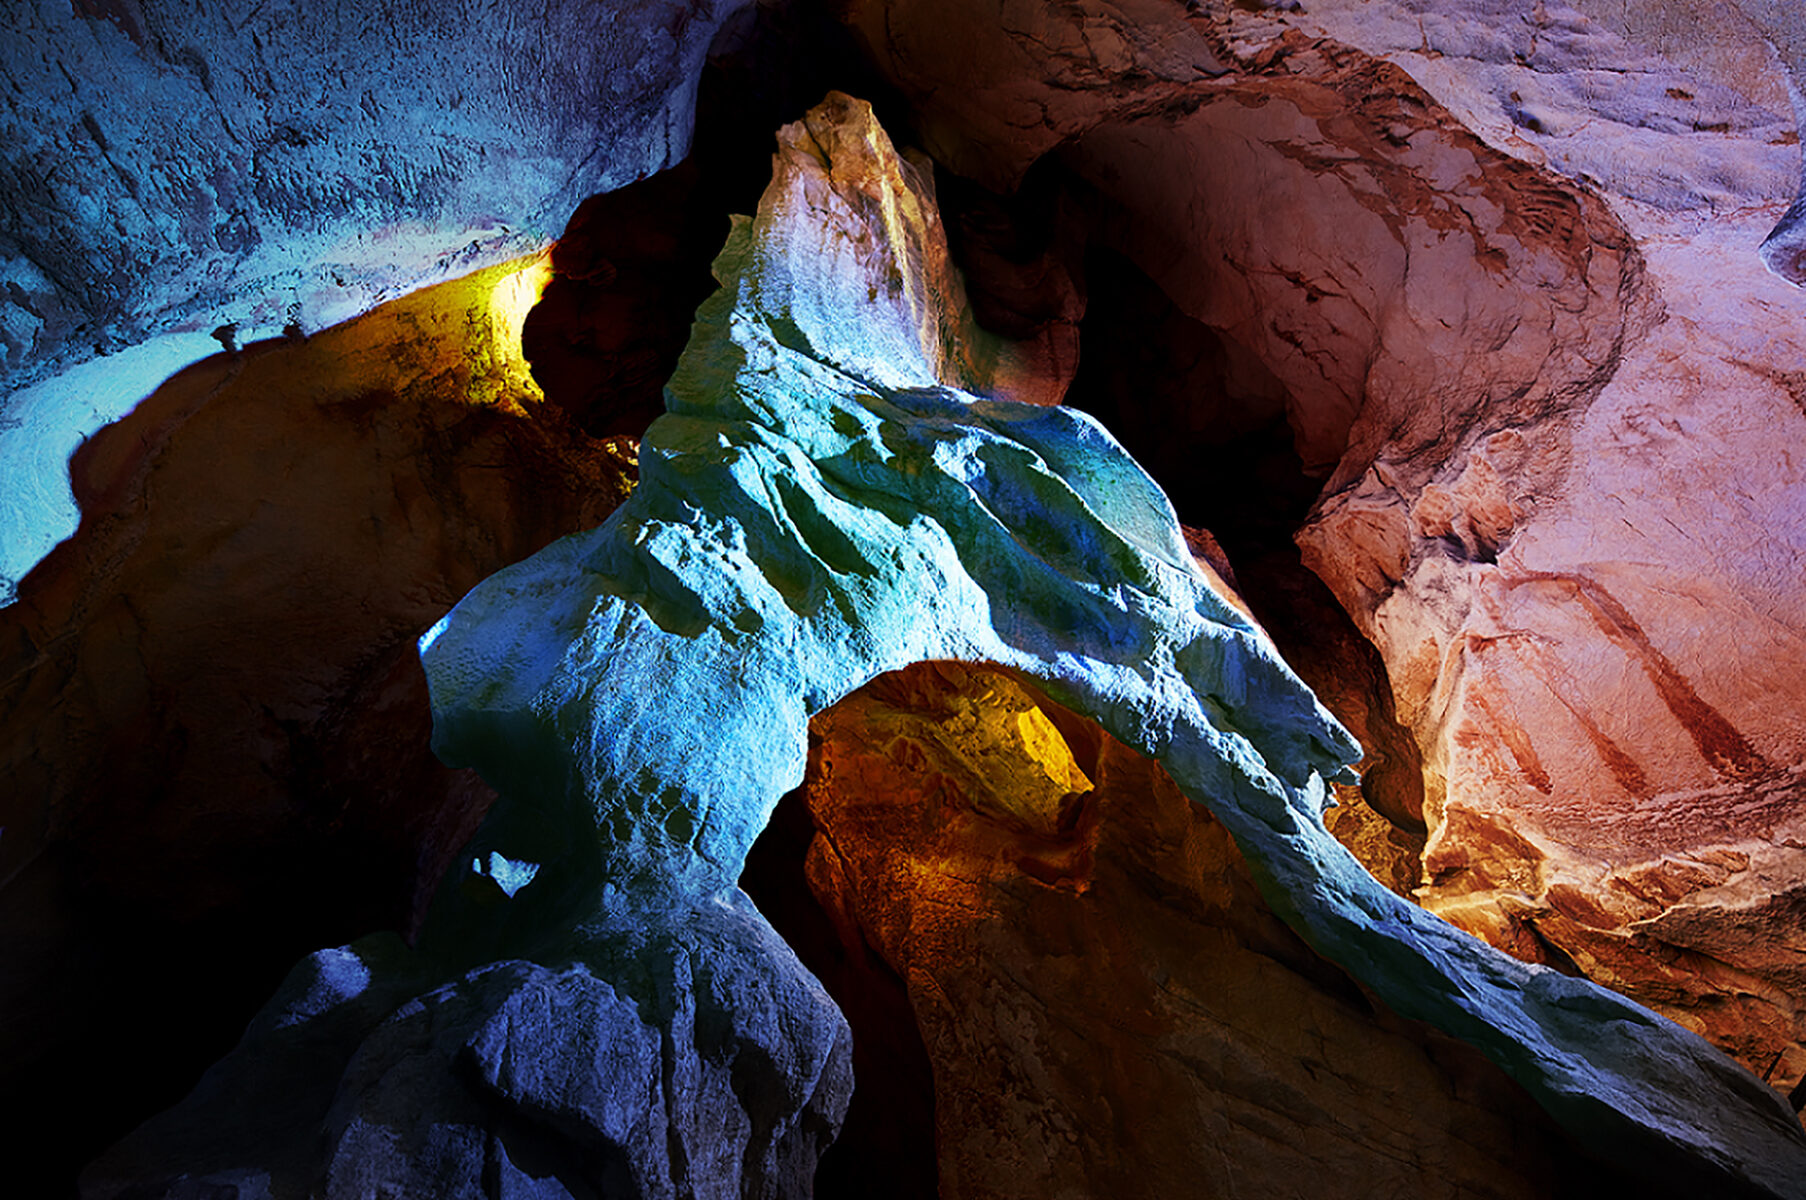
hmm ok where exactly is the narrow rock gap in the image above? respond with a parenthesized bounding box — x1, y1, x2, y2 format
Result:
(524, 0, 918, 443)
(1063, 244, 1430, 889)
(740, 786, 940, 1200)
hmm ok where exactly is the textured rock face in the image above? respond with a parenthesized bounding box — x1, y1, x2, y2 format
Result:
(0, 0, 753, 602)
(0, 0, 753, 389)
(82, 897, 852, 1200)
(1252, 0, 1806, 1100)
(57, 20, 1806, 1194)
(414, 91, 1806, 1195)
(0, 256, 633, 1184)
(839, 0, 1806, 1102)
(799, 661, 1621, 1197)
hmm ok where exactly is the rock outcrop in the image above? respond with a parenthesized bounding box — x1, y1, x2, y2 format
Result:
(837, 0, 1806, 1103)
(0, 0, 755, 603)
(82, 898, 852, 1200)
(409, 92, 1806, 1195)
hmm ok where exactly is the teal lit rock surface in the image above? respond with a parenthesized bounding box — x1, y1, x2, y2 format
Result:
(418, 92, 1806, 1197)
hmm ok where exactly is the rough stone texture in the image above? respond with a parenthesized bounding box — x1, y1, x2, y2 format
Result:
(0, 0, 755, 390)
(800, 661, 1651, 1198)
(0, 256, 633, 1186)
(416, 92, 1806, 1195)
(0, 0, 755, 603)
(82, 895, 852, 1200)
(839, 0, 1806, 1104)
(1732, 1, 1806, 282)
(1250, 0, 1806, 1101)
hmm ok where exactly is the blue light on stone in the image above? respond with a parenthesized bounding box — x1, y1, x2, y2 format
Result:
(0, 332, 221, 606)
(419, 93, 1806, 1196)
(475, 851, 542, 899)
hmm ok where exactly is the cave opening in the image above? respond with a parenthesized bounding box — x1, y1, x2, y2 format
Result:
(740, 659, 1676, 1200)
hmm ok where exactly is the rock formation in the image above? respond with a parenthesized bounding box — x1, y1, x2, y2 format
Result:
(82, 898, 852, 1200)
(4, 1, 1806, 1196)
(0, 0, 755, 603)
(838, 0, 1806, 1104)
(797, 660, 1643, 1196)
(420, 93, 1798, 1196)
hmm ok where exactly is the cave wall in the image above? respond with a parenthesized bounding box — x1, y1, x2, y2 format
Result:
(4, 0, 1806, 1196)
(836, 0, 1806, 1101)
(0, 0, 758, 603)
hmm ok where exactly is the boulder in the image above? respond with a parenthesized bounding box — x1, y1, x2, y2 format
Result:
(82, 897, 852, 1200)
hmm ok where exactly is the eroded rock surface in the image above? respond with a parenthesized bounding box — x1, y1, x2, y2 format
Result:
(0, 0, 754, 390)
(82, 896, 851, 1200)
(799, 661, 1650, 1197)
(0, 256, 632, 1186)
(1244, 0, 1806, 1099)
(0, 0, 754, 602)
(414, 92, 1806, 1196)
(839, 0, 1806, 1102)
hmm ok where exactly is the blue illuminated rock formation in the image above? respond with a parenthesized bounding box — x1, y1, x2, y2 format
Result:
(86, 90, 1806, 1199)
(417, 92, 1806, 1197)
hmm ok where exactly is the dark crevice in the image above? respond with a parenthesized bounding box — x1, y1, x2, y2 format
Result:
(1038, 242, 1427, 842)
(524, 0, 915, 442)
(739, 786, 940, 1200)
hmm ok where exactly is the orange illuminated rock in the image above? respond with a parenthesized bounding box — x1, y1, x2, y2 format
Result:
(799, 661, 1638, 1197)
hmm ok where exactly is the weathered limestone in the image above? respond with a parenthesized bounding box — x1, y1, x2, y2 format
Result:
(838, 0, 1806, 1101)
(0, 0, 755, 602)
(81, 898, 853, 1200)
(412, 93, 1806, 1195)
(1253, 0, 1806, 1099)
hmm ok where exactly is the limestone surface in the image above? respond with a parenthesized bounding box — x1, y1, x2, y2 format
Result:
(838, 0, 1806, 1103)
(0, 0, 753, 603)
(418, 93, 1806, 1196)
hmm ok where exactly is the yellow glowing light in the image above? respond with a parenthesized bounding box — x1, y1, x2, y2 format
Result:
(486, 252, 554, 401)
(1013, 706, 1092, 798)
